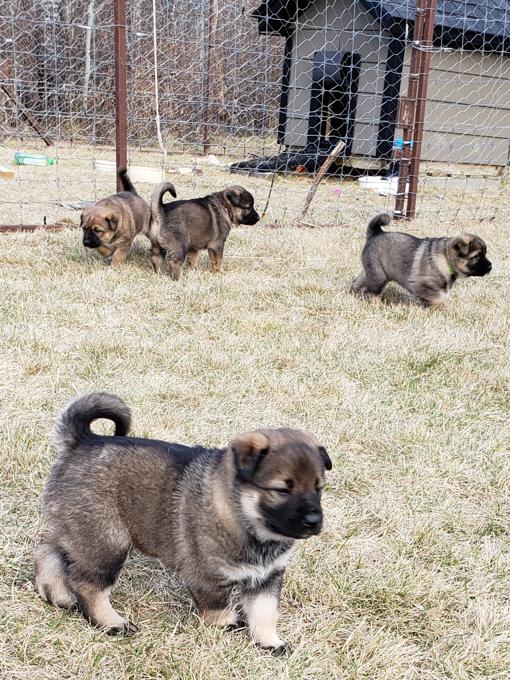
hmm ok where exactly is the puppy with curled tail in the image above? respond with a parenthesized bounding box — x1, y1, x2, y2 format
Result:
(80, 169, 152, 266)
(350, 213, 492, 306)
(34, 393, 331, 653)
(148, 183, 260, 280)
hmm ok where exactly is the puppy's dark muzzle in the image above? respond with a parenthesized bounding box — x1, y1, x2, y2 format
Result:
(83, 232, 102, 249)
(243, 210, 260, 226)
(472, 259, 492, 276)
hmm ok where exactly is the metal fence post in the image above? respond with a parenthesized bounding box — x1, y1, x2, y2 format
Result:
(395, 0, 437, 219)
(202, 0, 218, 155)
(114, 0, 128, 190)
(406, 0, 437, 219)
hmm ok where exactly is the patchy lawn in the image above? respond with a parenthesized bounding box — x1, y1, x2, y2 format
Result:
(0, 179, 509, 679)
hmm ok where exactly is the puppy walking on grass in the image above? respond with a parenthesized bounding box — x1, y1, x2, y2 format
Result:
(149, 184, 260, 279)
(350, 213, 491, 306)
(80, 169, 151, 266)
(34, 393, 331, 654)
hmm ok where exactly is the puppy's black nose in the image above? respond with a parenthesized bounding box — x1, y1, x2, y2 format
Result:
(303, 512, 322, 527)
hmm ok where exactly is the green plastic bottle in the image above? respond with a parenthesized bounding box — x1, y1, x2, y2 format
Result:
(14, 152, 55, 166)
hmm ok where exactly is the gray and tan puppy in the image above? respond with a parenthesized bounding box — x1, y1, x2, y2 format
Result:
(350, 213, 491, 305)
(149, 184, 260, 279)
(34, 393, 331, 654)
(81, 169, 151, 266)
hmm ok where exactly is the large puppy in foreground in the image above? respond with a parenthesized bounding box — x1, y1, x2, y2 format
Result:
(80, 169, 151, 266)
(149, 184, 260, 279)
(350, 213, 491, 305)
(34, 393, 331, 654)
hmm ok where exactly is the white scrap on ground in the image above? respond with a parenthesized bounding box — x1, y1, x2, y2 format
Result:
(357, 176, 408, 197)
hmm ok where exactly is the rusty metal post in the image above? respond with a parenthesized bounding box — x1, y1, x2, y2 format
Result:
(394, 0, 436, 219)
(406, 0, 437, 219)
(202, 0, 218, 154)
(114, 0, 128, 190)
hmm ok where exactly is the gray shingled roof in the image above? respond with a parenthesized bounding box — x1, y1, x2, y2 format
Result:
(363, 0, 510, 39)
(253, 0, 510, 45)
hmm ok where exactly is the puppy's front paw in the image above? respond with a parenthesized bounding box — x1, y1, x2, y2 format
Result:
(226, 618, 247, 632)
(259, 641, 291, 656)
(106, 621, 139, 637)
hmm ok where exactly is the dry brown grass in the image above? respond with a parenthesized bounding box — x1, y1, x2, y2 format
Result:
(0, 143, 509, 679)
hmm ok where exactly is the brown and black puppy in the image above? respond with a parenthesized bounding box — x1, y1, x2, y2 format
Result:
(80, 169, 151, 266)
(34, 393, 331, 654)
(149, 184, 259, 279)
(350, 213, 491, 306)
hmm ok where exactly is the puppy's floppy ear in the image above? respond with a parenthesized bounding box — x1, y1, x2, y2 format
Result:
(230, 431, 270, 480)
(452, 236, 470, 257)
(106, 215, 118, 231)
(318, 445, 332, 470)
(224, 187, 243, 207)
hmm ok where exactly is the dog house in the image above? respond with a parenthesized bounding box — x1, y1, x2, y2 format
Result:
(250, 0, 510, 171)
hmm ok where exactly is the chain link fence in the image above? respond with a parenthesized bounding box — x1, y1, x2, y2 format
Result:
(1, 0, 509, 227)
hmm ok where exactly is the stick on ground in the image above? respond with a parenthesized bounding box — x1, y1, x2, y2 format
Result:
(300, 140, 346, 220)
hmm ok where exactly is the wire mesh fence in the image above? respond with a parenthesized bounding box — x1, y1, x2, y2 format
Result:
(1, 0, 509, 228)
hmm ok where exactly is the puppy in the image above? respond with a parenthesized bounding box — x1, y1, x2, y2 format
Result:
(81, 169, 151, 266)
(149, 184, 260, 279)
(350, 213, 491, 305)
(34, 393, 331, 654)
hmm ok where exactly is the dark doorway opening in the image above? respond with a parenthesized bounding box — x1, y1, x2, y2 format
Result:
(307, 51, 361, 156)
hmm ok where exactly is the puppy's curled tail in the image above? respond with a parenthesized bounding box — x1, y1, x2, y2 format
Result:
(151, 182, 177, 222)
(56, 392, 131, 453)
(118, 168, 138, 195)
(366, 213, 391, 239)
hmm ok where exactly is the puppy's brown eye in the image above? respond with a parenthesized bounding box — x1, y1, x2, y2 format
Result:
(285, 479, 294, 490)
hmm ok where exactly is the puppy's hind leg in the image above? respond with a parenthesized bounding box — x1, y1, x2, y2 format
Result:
(74, 582, 137, 636)
(164, 243, 187, 281)
(362, 263, 388, 298)
(34, 539, 76, 609)
(167, 256, 184, 281)
(186, 249, 200, 269)
(150, 245, 165, 274)
(350, 270, 367, 294)
(69, 548, 137, 635)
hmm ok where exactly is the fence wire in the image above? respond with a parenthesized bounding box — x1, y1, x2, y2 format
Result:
(1, 0, 509, 228)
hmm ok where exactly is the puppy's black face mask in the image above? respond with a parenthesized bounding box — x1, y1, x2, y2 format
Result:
(241, 208, 260, 226)
(467, 254, 492, 277)
(83, 229, 103, 249)
(259, 491, 323, 539)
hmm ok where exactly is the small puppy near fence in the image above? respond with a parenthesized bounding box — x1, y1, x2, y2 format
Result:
(350, 213, 492, 306)
(149, 184, 260, 279)
(34, 393, 331, 654)
(80, 169, 151, 266)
